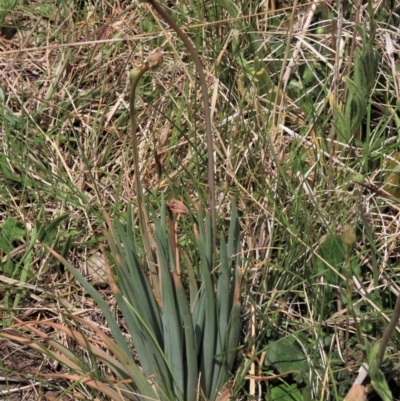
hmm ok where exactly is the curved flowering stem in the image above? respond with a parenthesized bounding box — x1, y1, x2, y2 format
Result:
(141, 0, 216, 254)
(129, 52, 163, 295)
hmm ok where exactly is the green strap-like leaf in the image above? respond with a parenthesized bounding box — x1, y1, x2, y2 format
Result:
(197, 212, 216, 397)
(153, 211, 185, 399)
(44, 246, 158, 400)
(172, 270, 199, 401)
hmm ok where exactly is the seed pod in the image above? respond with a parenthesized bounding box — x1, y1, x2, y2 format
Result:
(129, 69, 141, 83)
(146, 52, 163, 70)
(341, 225, 357, 248)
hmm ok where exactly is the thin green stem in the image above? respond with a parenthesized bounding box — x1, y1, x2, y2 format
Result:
(376, 294, 400, 368)
(129, 61, 160, 296)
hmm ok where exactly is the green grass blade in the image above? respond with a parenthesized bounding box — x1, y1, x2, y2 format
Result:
(43, 246, 158, 399)
(172, 270, 199, 401)
(181, 249, 199, 311)
(211, 237, 230, 397)
(114, 219, 163, 340)
(105, 216, 172, 396)
(153, 206, 184, 399)
(227, 267, 242, 371)
(197, 212, 216, 397)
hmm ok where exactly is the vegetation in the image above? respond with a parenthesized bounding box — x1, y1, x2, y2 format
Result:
(1, 0, 400, 400)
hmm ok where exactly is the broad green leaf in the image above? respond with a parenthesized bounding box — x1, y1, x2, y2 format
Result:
(370, 368, 393, 401)
(265, 337, 308, 384)
(0, 217, 25, 253)
(269, 382, 303, 401)
(315, 234, 360, 285)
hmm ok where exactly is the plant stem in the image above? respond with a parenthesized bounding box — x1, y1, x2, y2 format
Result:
(129, 61, 160, 296)
(376, 293, 400, 367)
(143, 0, 216, 254)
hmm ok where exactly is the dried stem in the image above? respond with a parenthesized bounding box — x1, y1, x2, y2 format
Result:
(143, 0, 216, 254)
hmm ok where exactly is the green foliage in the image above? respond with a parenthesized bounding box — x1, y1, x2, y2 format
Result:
(368, 342, 393, 401)
(315, 234, 360, 286)
(106, 202, 241, 401)
(0, 212, 69, 327)
(0, 0, 17, 25)
(31, 202, 242, 401)
(0, 217, 26, 279)
(0, 217, 25, 256)
(35, 211, 70, 245)
(265, 336, 308, 384)
(336, 26, 379, 142)
(371, 370, 392, 401)
(268, 382, 303, 401)
(0, 217, 31, 326)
